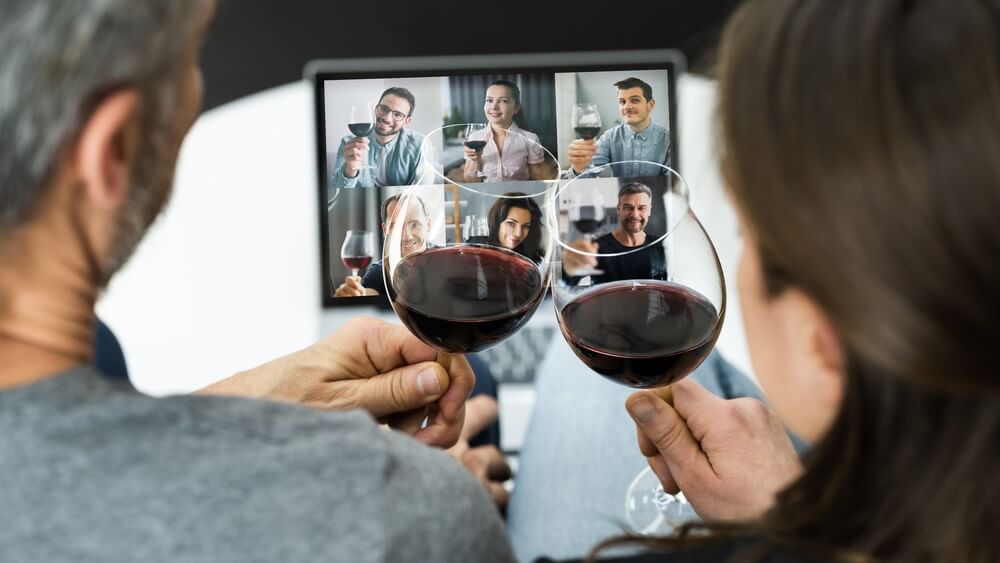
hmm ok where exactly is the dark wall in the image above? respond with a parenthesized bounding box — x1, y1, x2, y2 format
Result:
(199, 0, 740, 111)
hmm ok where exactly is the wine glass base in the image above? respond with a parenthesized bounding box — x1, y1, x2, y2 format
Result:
(625, 466, 699, 535)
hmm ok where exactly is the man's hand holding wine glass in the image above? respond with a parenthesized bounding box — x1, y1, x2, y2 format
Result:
(560, 239, 599, 276)
(626, 378, 803, 522)
(340, 136, 370, 178)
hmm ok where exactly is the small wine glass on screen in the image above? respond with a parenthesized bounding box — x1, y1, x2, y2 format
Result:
(341, 229, 375, 279)
(566, 188, 606, 278)
(383, 188, 553, 358)
(548, 161, 725, 535)
(572, 103, 602, 175)
(348, 102, 376, 171)
(464, 123, 488, 178)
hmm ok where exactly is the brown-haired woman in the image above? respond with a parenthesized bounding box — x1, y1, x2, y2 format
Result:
(487, 192, 545, 264)
(532, 0, 1000, 561)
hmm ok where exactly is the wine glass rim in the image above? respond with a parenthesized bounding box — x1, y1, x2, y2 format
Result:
(421, 122, 561, 199)
(547, 160, 693, 258)
(344, 228, 374, 235)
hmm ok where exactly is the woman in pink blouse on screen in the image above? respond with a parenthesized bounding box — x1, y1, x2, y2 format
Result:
(463, 80, 555, 182)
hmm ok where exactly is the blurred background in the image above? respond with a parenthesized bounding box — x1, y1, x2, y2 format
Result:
(199, 0, 740, 110)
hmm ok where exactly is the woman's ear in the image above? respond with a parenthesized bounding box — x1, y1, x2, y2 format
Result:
(780, 288, 847, 440)
(74, 88, 142, 210)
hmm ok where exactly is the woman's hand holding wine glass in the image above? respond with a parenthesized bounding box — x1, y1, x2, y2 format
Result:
(627, 378, 802, 522)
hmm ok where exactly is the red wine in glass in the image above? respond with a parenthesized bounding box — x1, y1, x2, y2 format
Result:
(348, 122, 374, 137)
(558, 280, 722, 388)
(574, 126, 601, 140)
(341, 229, 375, 280)
(342, 256, 372, 272)
(464, 139, 487, 152)
(389, 246, 545, 353)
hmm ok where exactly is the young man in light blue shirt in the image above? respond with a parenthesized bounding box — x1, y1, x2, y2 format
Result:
(565, 77, 671, 178)
(330, 87, 428, 190)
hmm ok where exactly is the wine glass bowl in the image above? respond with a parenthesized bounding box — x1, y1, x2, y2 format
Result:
(572, 103, 602, 141)
(383, 188, 554, 354)
(341, 229, 375, 278)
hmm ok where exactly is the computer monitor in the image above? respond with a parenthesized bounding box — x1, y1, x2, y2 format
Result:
(306, 49, 685, 308)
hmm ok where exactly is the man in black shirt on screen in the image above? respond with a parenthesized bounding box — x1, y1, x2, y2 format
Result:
(563, 182, 666, 283)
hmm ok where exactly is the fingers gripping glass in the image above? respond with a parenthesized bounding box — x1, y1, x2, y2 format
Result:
(546, 161, 725, 535)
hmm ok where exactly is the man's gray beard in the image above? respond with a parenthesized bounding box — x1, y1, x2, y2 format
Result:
(98, 120, 177, 288)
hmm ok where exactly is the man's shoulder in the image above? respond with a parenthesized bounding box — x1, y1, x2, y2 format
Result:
(648, 122, 669, 139)
(399, 128, 426, 144)
(0, 368, 512, 561)
(596, 231, 623, 249)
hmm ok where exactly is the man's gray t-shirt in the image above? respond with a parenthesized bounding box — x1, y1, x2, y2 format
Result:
(0, 367, 516, 562)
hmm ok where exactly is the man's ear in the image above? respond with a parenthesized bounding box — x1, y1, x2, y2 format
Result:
(74, 88, 142, 210)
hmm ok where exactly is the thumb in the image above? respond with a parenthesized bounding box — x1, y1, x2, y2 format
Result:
(626, 391, 714, 485)
(359, 361, 449, 419)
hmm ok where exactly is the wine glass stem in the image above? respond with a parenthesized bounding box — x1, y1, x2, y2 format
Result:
(435, 352, 453, 372)
(352, 268, 359, 278)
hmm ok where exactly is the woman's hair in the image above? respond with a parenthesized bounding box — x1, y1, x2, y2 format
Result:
(487, 192, 544, 263)
(595, 0, 1000, 561)
(487, 79, 530, 130)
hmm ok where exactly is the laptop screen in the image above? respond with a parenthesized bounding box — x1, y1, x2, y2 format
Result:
(308, 50, 683, 308)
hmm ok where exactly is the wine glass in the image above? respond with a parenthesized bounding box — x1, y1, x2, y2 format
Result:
(382, 187, 554, 355)
(546, 160, 725, 534)
(464, 123, 488, 179)
(348, 102, 376, 171)
(341, 229, 375, 278)
(462, 215, 490, 245)
(566, 187, 606, 278)
(572, 103, 602, 175)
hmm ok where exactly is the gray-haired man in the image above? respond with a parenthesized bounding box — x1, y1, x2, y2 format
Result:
(0, 2, 513, 561)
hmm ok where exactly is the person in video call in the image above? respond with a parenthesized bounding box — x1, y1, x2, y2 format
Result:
(561, 182, 665, 283)
(334, 193, 431, 297)
(565, 77, 671, 179)
(0, 2, 518, 560)
(486, 192, 545, 264)
(329, 86, 427, 190)
(520, 0, 1000, 561)
(463, 80, 555, 182)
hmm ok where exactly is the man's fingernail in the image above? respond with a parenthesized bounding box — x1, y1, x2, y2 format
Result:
(416, 368, 441, 396)
(629, 397, 657, 423)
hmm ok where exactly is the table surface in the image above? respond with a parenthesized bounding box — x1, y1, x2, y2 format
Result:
(96, 74, 754, 396)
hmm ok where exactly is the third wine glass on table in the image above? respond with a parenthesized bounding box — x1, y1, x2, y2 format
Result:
(341, 229, 375, 279)
(348, 102, 376, 171)
(547, 160, 726, 535)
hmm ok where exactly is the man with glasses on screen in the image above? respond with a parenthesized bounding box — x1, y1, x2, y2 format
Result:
(330, 87, 429, 190)
(564, 77, 671, 178)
